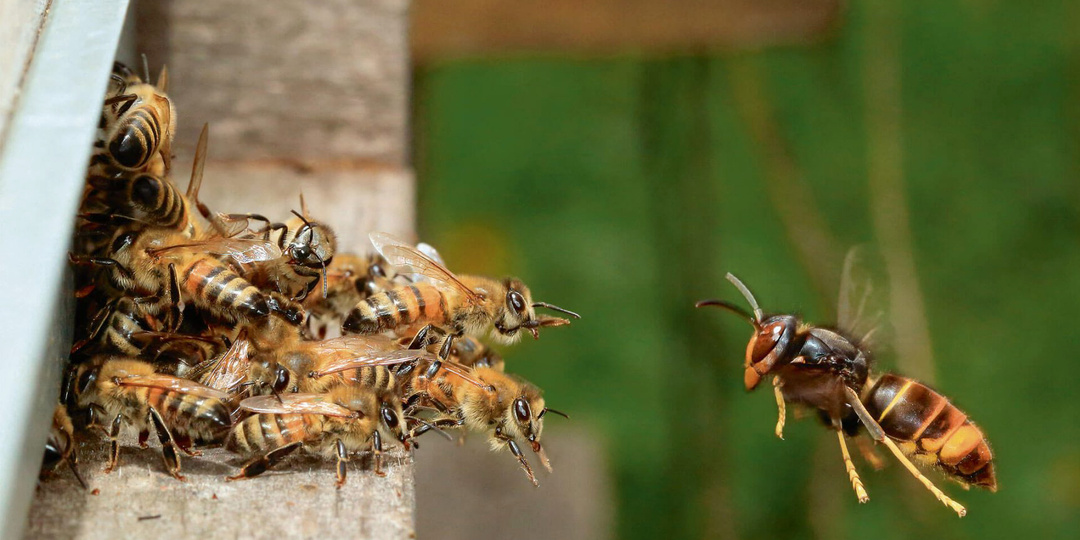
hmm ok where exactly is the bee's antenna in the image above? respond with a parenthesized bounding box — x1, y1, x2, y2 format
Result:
(538, 407, 569, 420)
(725, 273, 763, 322)
(531, 302, 581, 319)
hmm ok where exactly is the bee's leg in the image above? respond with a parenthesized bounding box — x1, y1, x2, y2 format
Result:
(855, 436, 886, 470)
(835, 428, 869, 503)
(70, 300, 117, 355)
(405, 324, 441, 350)
(506, 439, 539, 487)
(67, 445, 88, 490)
(371, 431, 385, 477)
(137, 429, 149, 448)
(227, 442, 302, 482)
(68, 254, 135, 282)
(174, 433, 202, 456)
(267, 292, 305, 325)
(843, 387, 966, 517)
(165, 264, 183, 333)
(148, 407, 185, 481)
(772, 376, 786, 440)
(103, 414, 123, 474)
(335, 439, 349, 487)
(103, 92, 137, 114)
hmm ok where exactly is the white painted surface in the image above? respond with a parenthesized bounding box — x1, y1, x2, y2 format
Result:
(0, 1, 131, 538)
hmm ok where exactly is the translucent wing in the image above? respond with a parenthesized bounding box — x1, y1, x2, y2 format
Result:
(117, 374, 231, 401)
(416, 242, 446, 266)
(304, 335, 399, 356)
(369, 232, 480, 303)
(311, 349, 438, 378)
(239, 393, 357, 418)
(836, 246, 890, 352)
(192, 336, 253, 394)
(151, 237, 282, 264)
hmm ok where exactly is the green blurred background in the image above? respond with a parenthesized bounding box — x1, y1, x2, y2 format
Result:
(411, 1, 1079, 538)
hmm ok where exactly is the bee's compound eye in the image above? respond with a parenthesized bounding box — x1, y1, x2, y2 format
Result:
(273, 365, 291, 393)
(77, 368, 97, 395)
(507, 291, 526, 314)
(291, 244, 311, 262)
(381, 405, 398, 429)
(513, 398, 531, 424)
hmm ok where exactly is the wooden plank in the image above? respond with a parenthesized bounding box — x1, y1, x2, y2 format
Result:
(135, 0, 410, 165)
(411, 0, 840, 63)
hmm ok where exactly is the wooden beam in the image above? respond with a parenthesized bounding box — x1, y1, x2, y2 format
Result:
(411, 0, 841, 63)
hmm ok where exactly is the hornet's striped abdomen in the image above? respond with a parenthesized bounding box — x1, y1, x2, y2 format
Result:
(865, 373, 996, 490)
(342, 282, 448, 335)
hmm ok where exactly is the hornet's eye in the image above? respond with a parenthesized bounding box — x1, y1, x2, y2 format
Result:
(513, 398, 531, 424)
(751, 321, 786, 363)
(381, 405, 399, 429)
(507, 290, 526, 314)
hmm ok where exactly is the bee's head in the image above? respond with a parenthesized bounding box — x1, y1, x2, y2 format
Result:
(286, 213, 336, 271)
(696, 273, 798, 390)
(376, 389, 408, 447)
(492, 278, 580, 344)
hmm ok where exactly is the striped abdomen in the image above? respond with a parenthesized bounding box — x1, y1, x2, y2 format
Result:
(181, 257, 270, 320)
(107, 93, 171, 170)
(864, 373, 996, 490)
(227, 413, 320, 455)
(342, 283, 448, 335)
(139, 386, 231, 442)
(101, 301, 151, 356)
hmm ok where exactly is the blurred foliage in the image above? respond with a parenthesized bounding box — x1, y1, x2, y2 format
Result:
(414, 1, 1080, 538)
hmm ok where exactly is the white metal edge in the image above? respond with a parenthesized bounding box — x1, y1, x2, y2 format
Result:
(0, 0, 131, 537)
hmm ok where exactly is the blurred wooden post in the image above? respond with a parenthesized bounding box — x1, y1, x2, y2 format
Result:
(26, 0, 416, 538)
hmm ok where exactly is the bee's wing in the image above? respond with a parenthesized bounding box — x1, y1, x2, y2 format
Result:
(117, 374, 231, 401)
(239, 394, 357, 418)
(153, 237, 281, 264)
(312, 349, 438, 377)
(305, 334, 398, 356)
(836, 246, 891, 352)
(416, 242, 446, 266)
(192, 336, 252, 394)
(369, 232, 480, 303)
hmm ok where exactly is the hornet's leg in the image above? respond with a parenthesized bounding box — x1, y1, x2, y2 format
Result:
(836, 429, 869, 503)
(844, 387, 966, 517)
(772, 376, 786, 440)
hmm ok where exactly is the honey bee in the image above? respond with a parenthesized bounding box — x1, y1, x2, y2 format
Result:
(342, 233, 579, 347)
(42, 404, 86, 488)
(225, 384, 409, 485)
(82, 172, 199, 238)
(696, 265, 996, 516)
(216, 211, 338, 302)
(304, 252, 397, 338)
(316, 350, 561, 486)
(96, 62, 175, 175)
(69, 356, 233, 479)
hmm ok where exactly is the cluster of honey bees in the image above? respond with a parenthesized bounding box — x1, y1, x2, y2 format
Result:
(43, 61, 580, 489)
